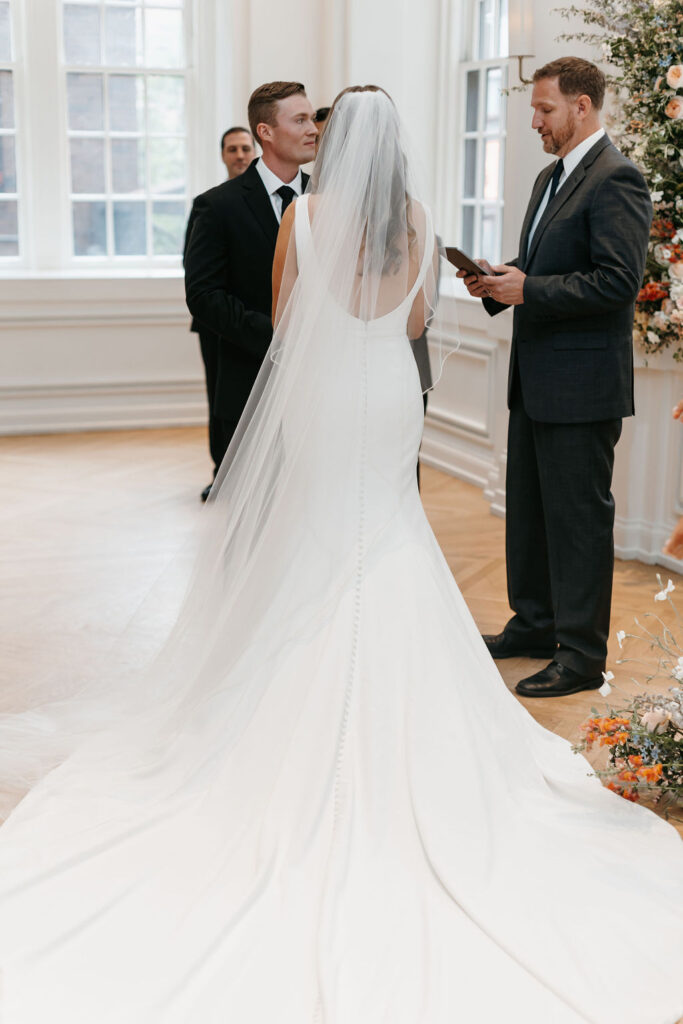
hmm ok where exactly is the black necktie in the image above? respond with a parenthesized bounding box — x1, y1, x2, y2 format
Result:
(548, 158, 564, 202)
(276, 185, 296, 217)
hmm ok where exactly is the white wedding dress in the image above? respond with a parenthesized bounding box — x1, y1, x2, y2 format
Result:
(1, 180, 683, 1020)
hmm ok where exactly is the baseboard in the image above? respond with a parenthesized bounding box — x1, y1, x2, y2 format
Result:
(0, 380, 208, 435)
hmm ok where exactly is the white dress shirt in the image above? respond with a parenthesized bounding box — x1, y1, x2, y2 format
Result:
(255, 157, 303, 223)
(526, 127, 605, 250)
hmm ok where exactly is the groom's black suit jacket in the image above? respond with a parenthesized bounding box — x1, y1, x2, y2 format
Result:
(184, 160, 309, 421)
(484, 136, 652, 423)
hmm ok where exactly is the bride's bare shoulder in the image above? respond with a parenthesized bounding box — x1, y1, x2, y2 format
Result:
(307, 193, 320, 222)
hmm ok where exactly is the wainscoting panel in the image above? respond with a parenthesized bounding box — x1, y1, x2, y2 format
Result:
(0, 276, 206, 434)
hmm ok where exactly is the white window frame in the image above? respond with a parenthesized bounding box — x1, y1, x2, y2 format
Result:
(4, 0, 194, 273)
(63, 2, 191, 266)
(0, 0, 21, 264)
(458, 57, 507, 265)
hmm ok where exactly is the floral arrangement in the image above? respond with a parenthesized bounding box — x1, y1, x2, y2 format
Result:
(574, 575, 683, 814)
(555, 0, 683, 359)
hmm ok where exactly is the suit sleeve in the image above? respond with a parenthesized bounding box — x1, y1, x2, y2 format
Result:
(184, 192, 273, 359)
(483, 258, 519, 317)
(522, 164, 652, 321)
(182, 201, 197, 267)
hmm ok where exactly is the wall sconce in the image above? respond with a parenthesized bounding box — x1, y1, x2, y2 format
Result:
(508, 0, 534, 85)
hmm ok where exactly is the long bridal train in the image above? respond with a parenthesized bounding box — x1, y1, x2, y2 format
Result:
(0, 93, 682, 1023)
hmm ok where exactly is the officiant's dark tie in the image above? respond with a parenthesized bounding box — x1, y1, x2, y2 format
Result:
(548, 158, 564, 202)
(276, 185, 296, 217)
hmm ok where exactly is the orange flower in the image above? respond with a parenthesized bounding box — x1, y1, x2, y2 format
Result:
(618, 770, 638, 783)
(638, 281, 669, 303)
(637, 763, 664, 783)
(628, 755, 643, 768)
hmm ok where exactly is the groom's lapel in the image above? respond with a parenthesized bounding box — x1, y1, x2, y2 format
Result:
(240, 161, 279, 248)
(524, 134, 612, 268)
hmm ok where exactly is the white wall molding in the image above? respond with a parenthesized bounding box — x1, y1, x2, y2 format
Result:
(0, 380, 206, 435)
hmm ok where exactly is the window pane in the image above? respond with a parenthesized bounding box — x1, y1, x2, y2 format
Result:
(145, 9, 183, 68)
(464, 138, 477, 198)
(481, 205, 498, 260)
(498, 0, 509, 58)
(70, 137, 106, 193)
(109, 74, 144, 131)
(147, 75, 184, 133)
(0, 134, 16, 192)
(105, 5, 143, 66)
(111, 137, 144, 192)
(0, 2, 11, 62)
(483, 139, 500, 199)
(152, 200, 184, 255)
(113, 200, 146, 254)
(465, 70, 479, 133)
(73, 200, 107, 255)
(485, 67, 502, 133)
(461, 205, 474, 254)
(63, 4, 101, 65)
(0, 70, 13, 129)
(477, 0, 494, 60)
(148, 137, 184, 194)
(0, 198, 17, 255)
(67, 73, 104, 129)
(146, 0, 182, 6)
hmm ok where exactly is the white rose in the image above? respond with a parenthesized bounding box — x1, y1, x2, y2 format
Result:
(655, 243, 673, 265)
(669, 261, 683, 281)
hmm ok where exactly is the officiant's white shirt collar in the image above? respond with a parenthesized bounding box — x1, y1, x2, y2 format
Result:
(559, 127, 605, 185)
(255, 157, 303, 223)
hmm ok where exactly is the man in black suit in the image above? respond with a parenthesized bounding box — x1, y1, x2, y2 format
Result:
(184, 82, 317, 497)
(459, 57, 652, 698)
(184, 126, 256, 501)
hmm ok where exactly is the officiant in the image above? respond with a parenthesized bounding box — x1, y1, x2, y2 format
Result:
(459, 57, 652, 698)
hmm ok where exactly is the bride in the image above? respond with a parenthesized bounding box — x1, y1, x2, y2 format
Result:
(0, 86, 681, 1024)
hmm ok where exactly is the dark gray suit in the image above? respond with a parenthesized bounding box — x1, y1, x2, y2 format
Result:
(484, 136, 651, 674)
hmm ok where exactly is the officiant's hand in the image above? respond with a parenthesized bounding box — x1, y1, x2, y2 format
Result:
(456, 259, 494, 298)
(480, 265, 526, 306)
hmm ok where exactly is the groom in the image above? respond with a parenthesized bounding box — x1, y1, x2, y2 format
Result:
(185, 82, 317, 478)
(460, 57, 652, 697)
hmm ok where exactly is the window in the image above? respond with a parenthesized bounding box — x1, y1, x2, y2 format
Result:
(459, 0, 507, 263)
(62, 0, 188, 261)
(0, 0, 18, 257)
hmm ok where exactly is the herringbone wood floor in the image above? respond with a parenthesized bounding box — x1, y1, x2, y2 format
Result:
(1, 428, 681, 834)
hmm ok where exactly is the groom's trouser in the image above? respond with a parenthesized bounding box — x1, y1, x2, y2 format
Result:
(504, 376, 622, 676)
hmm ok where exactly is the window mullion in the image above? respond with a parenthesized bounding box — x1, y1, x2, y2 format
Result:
(19, 0, 69, 269)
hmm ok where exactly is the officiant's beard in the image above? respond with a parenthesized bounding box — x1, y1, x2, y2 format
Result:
(544, 111, 577, 156)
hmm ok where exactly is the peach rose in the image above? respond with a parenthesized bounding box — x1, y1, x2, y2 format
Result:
(666, 65, 683, 90)
(666, 97, 683, 120)
(670, 261, 683, 281)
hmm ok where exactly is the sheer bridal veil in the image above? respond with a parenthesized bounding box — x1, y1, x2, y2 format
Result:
(0, 86, 445, 819)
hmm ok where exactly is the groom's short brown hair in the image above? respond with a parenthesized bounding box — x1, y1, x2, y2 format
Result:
(248, 81, 306, 140)
(533, 57, 606, 111)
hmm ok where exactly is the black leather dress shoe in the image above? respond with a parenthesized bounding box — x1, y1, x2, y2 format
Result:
(200, 484, 212, 503)
(515, 660, 603, 698)
(482, 632, 557, 660)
